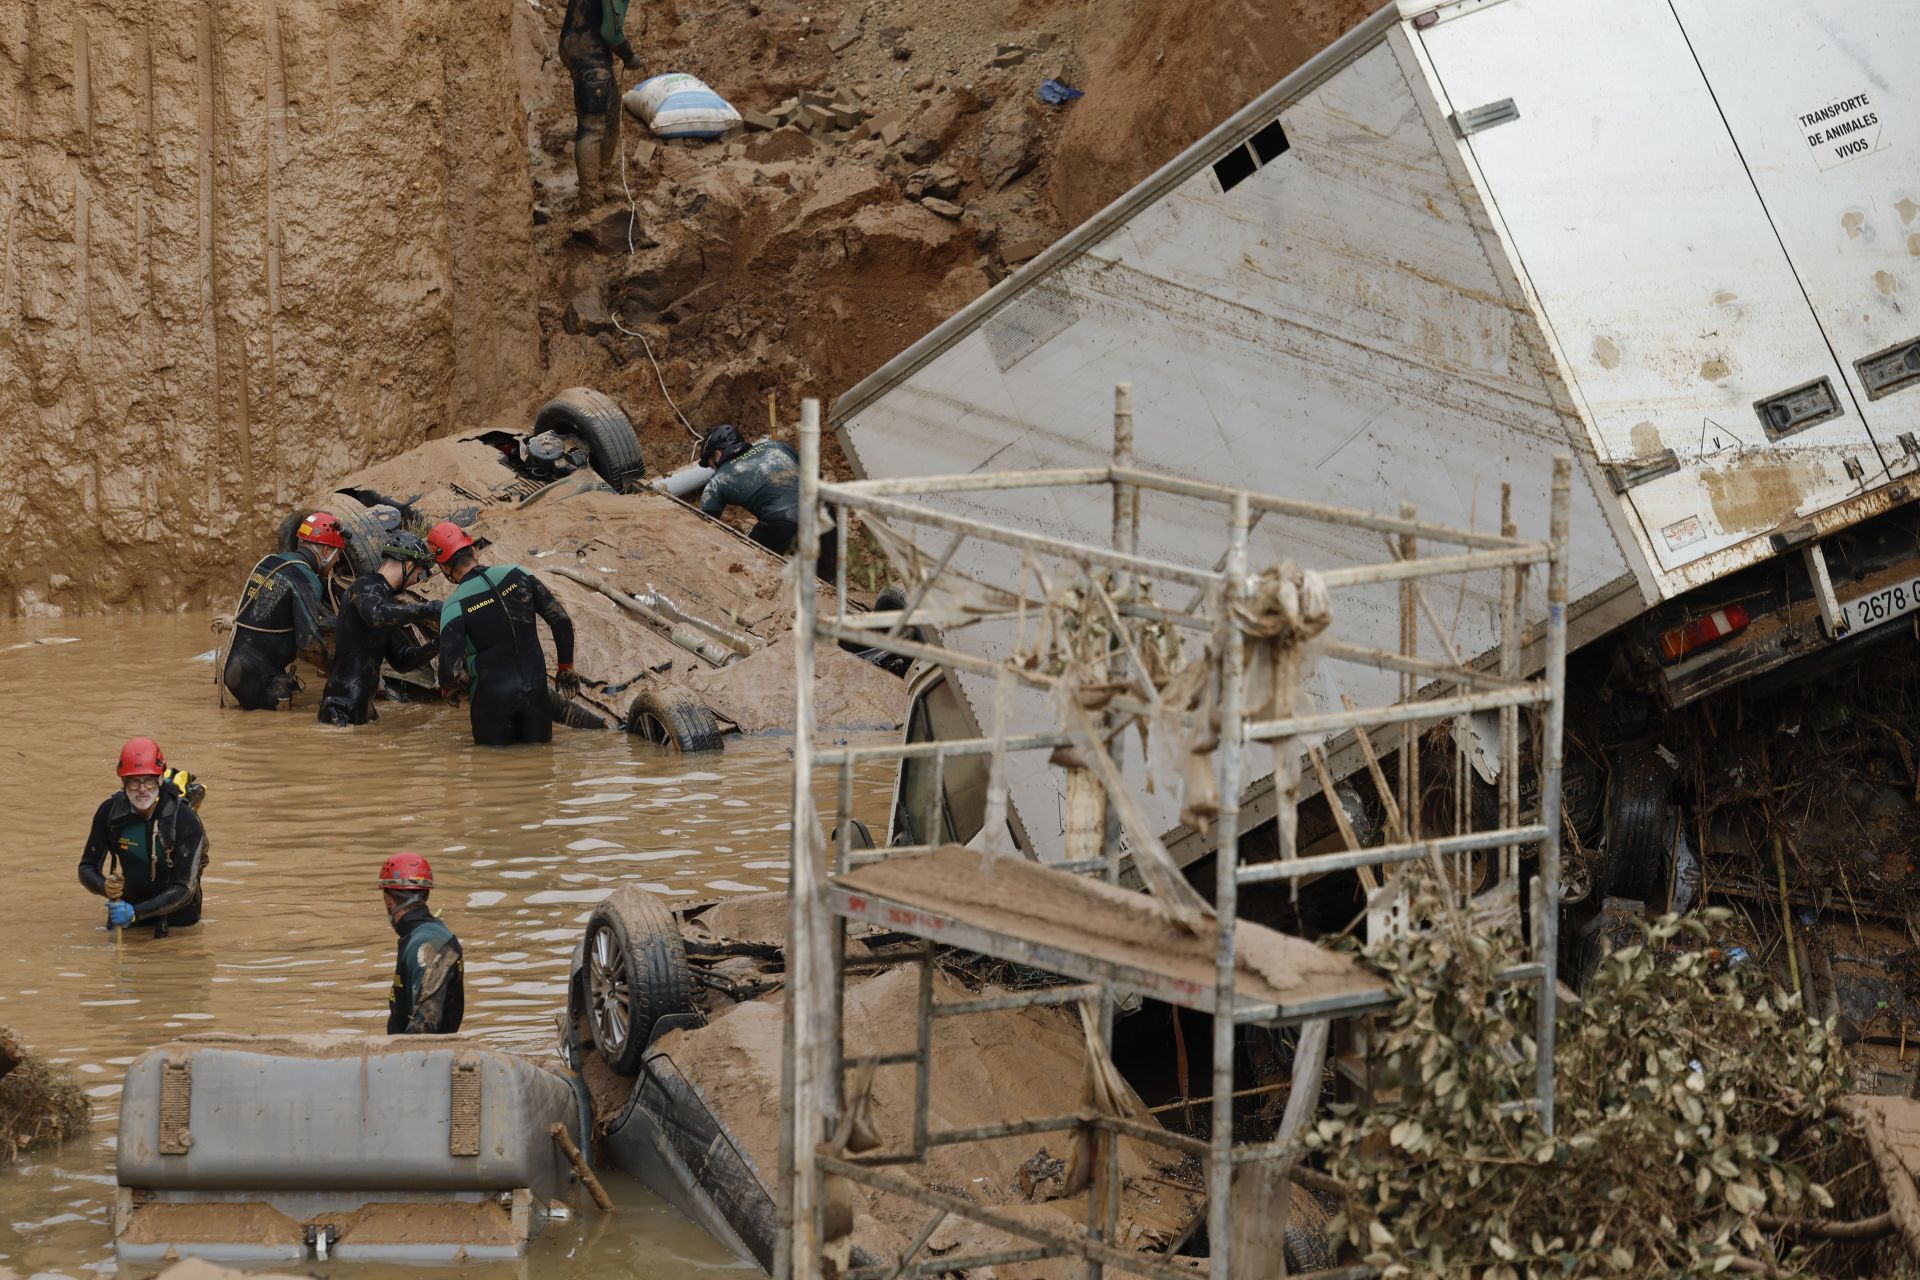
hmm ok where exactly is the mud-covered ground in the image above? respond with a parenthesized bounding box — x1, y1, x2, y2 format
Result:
(3, 0, 1374, 615)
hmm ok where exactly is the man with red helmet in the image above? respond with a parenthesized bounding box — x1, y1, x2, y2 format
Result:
(427, 520, 578, 746)
(78, 739, 209, 937)
(220, 511, 342, 710)
(379, 852, 465, 1035)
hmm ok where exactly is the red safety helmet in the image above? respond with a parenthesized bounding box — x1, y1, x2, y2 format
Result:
(117, 737, 166, 779)
(378, 851, 434, 890)
(297, 511, 348, 550)
(426, 520, 475, 565)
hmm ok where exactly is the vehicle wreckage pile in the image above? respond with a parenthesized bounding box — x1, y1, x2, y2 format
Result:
(220, 389, 907, 741)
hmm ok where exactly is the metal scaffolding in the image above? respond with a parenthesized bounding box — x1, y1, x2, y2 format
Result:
(780, 390, 1572, 1279)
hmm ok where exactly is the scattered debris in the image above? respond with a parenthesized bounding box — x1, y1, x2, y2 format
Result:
(1308, 884, 1895, 1277)
(0, 1027, 90, 1166)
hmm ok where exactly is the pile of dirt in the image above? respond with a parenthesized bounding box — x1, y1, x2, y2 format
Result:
(520, 0, 1377, 488)
(5, 0, 1373, 615)
(0, 1027, 91, 1165)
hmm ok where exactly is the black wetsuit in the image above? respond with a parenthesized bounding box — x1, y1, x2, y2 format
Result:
(78, 783, 208, 932)
(386, 903, 465, 1034)
(437, 563, 575, 746)
(560, 0, 636, 117)
(318, 572, 438, 726)
(698, 440, 838, 577)
(222, 548, 335, 710)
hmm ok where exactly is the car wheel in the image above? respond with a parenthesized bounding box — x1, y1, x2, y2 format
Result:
(625, 684, 725, 753)
(535, 387, 646, 493)
(311, 493, 388, 578)
(583, 886, 693, 1076)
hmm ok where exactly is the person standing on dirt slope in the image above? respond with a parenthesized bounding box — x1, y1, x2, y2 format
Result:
(78, 739, 209, 938)
(428, 520, 579, 746)
(379, 853, 464, 1035)
(561, 0, 642, 209)
(318, 532, 442, 727)
(697, 423, 839, 579)
(221, 512, 342, 710)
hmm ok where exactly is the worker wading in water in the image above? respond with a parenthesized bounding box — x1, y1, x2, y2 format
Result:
(379, 853, 464, 1035)
(428, 520, 579, 746)
(78, 739, 209, 938)
(221, 512, 341, 710)
(561, 0, 641, 208)
(696, 424, 838, 579)
(318, 532, 440, 727)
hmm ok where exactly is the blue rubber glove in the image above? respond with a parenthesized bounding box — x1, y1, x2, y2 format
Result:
(108, 901, 136, 929)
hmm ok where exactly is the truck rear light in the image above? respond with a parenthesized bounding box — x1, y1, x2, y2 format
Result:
(1657, 605, 1749, 663)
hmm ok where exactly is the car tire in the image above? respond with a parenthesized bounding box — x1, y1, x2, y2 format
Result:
(313, 493, 388, 578)
(583, 886, 694, 1076)
(535, 387, 646, 493)
(1600, 745, 1676, 903)
(625, 684, 725, 753)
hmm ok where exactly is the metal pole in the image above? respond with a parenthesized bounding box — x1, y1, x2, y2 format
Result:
(1498, 486, 1519, 885)
(1534, 456, 1572, 1134)
(1399, 503, 1417, 844)
(1209, 492, 1252, 1280)
(785, 398, 826, 1280)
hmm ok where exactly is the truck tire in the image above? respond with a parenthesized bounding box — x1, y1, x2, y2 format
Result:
(1600, 745, 1676, 904)
(583, 886, 694, 1076)
(310, 493, 387, 578)
(535, 387, 646, 493)
(625, 684, 725, 753)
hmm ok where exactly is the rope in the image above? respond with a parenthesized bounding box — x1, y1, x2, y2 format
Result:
(615, 140, 700, 440)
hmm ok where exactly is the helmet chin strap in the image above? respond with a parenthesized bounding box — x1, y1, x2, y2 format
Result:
(386, 891, 425, 925)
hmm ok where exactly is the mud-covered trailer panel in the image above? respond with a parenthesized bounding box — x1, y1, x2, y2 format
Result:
(833, 0, 1920, 863)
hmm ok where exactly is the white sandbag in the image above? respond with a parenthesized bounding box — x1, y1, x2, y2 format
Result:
(623, 73, 741, 140)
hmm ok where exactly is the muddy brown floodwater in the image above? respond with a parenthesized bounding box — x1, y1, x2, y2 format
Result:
(0, 612, 895, 1279)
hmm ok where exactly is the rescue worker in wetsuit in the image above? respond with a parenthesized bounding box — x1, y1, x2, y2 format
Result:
(379, 852, 464, 1035)
(317, 532, 440, 726)
(428, 520, 579, 747)
(560, 0, 641, 209)
(696, 424, 839, 578)
(221, 512, 342, 710)
(78, 739, 209, 937)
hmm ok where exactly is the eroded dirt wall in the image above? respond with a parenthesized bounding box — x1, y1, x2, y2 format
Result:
(0, 0, 543, 614)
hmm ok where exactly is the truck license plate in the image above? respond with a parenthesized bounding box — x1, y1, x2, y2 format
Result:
(1836, 577, 1920, 637)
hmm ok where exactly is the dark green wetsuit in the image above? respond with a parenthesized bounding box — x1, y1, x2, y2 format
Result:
(437, 564, 575, 746)
(387, 903, 464, 1034)
(77, 782, 208, 932)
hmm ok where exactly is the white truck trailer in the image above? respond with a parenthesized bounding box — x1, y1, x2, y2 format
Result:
(834, 0, 1920, 902)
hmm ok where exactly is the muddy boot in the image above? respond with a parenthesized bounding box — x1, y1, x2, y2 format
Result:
(574, 120, 606, 210)
(599, 101, 624, 199)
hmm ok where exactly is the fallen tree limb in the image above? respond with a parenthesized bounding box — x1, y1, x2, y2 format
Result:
(1755, 1209, 1894, 1241)
(549, 1122, 615, 1211)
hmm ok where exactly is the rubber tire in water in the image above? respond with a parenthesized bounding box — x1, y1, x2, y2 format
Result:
(535, 387, 646, 492)
(583, 886, 694, 1076)
(625, 684, 725, 753)
(1600, 744, 1675, 904)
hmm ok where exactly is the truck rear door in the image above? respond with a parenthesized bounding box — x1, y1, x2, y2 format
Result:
(1669, 0, 1920, 471)
(1415, 0, 1891, 591)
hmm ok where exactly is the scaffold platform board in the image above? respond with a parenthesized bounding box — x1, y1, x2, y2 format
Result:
(831, 846, 1391, 1023)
